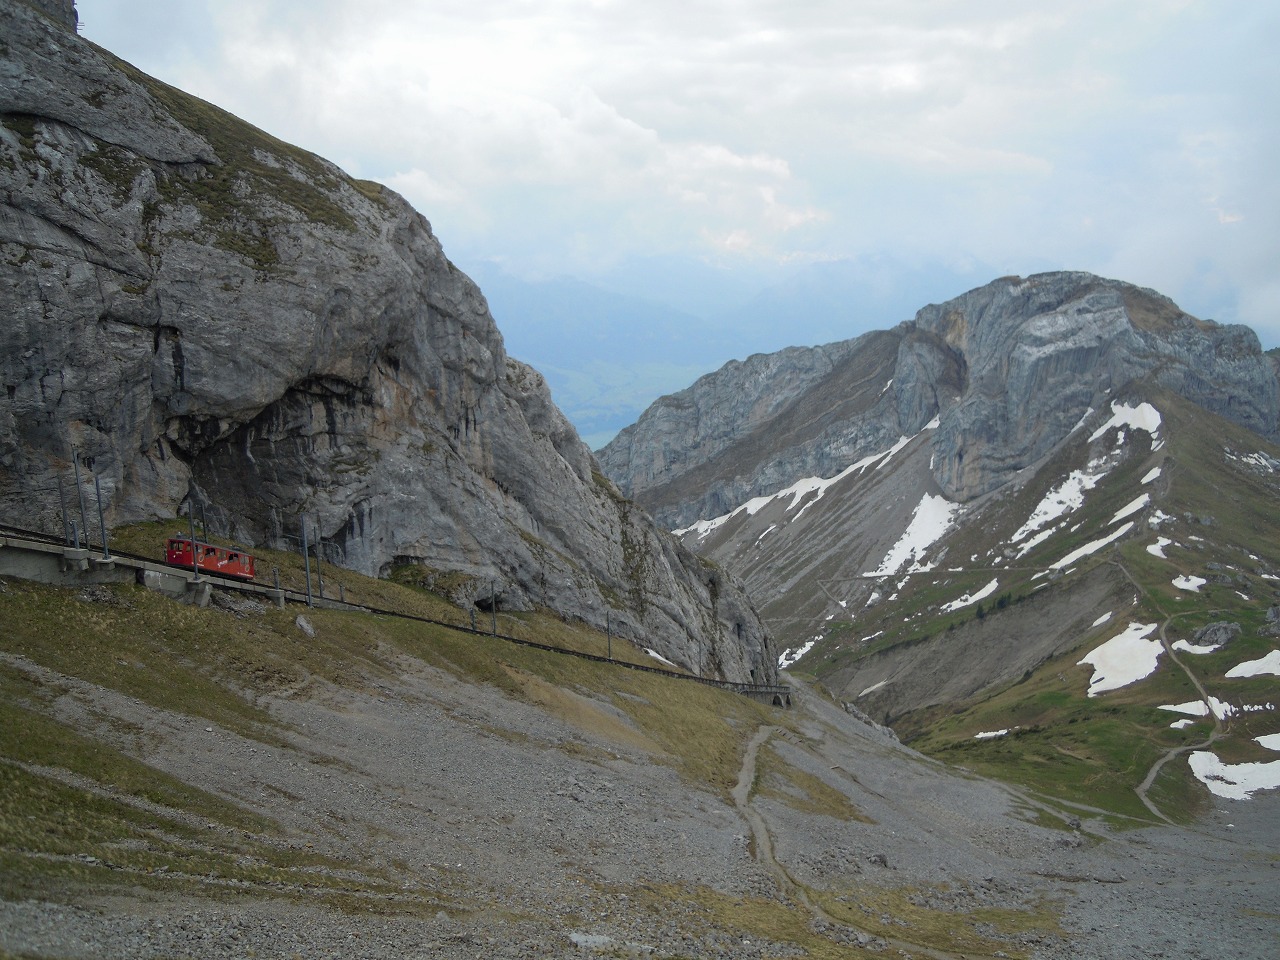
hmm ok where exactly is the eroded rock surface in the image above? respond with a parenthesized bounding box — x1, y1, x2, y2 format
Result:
(0, 1, 773, 682)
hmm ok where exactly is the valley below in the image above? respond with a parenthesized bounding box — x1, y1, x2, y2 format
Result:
(1, 568, 1277, 960)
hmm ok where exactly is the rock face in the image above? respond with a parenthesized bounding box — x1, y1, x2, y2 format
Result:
(0, 1, 775, 683)
(601, 272, 1280, 528)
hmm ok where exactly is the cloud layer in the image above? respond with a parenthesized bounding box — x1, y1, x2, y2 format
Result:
(84, 0, 1279, 345)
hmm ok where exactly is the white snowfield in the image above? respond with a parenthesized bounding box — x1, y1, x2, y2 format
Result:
(1226, 650, 1280, 678)
(1088, 401, 1163, 442)
(677, 420, 939, 540)
(777, 639, 815, 669)
(1173, 575, 1206, 592)
(1189, 748, 1280, 800)
(1077, 622, 1160, 696)
(868, 492, 959, 576)
(940, 577, 1000, 614)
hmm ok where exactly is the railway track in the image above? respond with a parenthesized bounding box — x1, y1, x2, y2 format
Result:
(0, 522, 790, 703)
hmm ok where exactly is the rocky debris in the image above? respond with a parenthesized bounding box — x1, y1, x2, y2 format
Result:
(1, 637, 1278, 959)
(208, 590, 266, 618)
(601, 272, 1279, 529)
(1191, 622, 1242, 648)
(0, 1, 772, 683)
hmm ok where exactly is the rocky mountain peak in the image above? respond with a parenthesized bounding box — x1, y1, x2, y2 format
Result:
(603, 270, 1278, 526)
(0, 1, 774, 683)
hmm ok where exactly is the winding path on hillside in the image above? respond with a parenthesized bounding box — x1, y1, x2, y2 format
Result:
(1110, 560, 1225, 822)
(731, 722, 970, 960)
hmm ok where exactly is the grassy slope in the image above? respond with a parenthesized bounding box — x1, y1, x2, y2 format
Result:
(0, 531, 1069, 957)
(807, 390, 1280, 822)
(0, 532, 770, 907)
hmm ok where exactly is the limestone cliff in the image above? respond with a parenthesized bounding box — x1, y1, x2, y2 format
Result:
(0, 0, 774, 683)
(601, 272, 1279, 528)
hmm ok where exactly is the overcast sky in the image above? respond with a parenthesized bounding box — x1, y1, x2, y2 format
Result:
(80, 0, 1279, 358)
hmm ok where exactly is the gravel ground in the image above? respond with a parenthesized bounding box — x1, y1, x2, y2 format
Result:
(2, 651, 1277, 959)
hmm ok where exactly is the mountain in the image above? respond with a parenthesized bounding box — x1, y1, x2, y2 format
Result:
(0, 0, 772, 683)
(601, 271, 1280, 810)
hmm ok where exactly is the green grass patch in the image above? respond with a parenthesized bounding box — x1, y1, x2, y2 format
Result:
(753, 743, 873, 822)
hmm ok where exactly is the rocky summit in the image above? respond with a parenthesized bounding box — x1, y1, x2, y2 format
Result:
(600, 272, 1279, 532)
(0, 0, 773, 683)
(601, 267, 1280, 825)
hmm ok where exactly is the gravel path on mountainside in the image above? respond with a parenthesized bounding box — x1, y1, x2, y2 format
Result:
(2, 650, 1277, 959)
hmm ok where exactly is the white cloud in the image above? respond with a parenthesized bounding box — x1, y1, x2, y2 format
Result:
(80, 0, 1280, 343)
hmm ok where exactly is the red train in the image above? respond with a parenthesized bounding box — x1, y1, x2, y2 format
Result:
(165, 535, 256, 581)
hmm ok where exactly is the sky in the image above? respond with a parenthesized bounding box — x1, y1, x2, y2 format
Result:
(78, 1, 1280, 440)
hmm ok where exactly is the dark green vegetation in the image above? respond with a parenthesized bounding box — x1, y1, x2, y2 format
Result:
(803, 391, 1280, 822)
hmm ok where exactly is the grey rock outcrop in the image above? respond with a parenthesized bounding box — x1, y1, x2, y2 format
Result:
(0, 1, 774, 683)
(601, 272, 1280, 528)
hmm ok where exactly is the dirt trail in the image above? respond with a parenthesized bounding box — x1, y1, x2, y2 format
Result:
(1109, 561, 1226, 822)
(1133, 613, 1226, 821)
(730, 719, 966, 960)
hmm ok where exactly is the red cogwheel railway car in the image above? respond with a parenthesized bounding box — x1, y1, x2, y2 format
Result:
(165, 535, 256, 581)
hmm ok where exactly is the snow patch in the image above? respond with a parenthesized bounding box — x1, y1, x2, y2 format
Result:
(644, 648, 677, 668)
(1226, 650, 1280, 678)
(1091, 612, 1113, 627)
(1173, 575, 1206, 592)
(1172, 639, 1221, 655)
(1009, 467, 1106, 545)
(1141, 466, 1162, 484)
(858, 680, 888, 698)
(1189, 751, 1280, 800)
(777, 640, 816, 669)
(1089, 401, 1162, 442)
(940, 578, 1000, 614)
(1050, 521, 1135, 570)
(974, 729, 1010, 740)
(1159, 700, 1209, 717)
(868, 493, 959, 576)
(1078, 622, 1160, 696)
(1147, 537, 1171, 559)
(1110, 493, 1150, 524)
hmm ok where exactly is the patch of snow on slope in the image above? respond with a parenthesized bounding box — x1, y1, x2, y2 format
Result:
(1092, 612, 1112, 627)
(1226, 449, 1280, 474)
(1141, 466, 1162, 484)
(1009, 466, 1107, 545)
(1172, 639, 1222, 655)
(1226, 650, 1280, 678)
(1188, 751, 1280, 800)
(1160, 700, 1209, 717)
(1170, 719, 1195, 729)
(1089, 401, 1162, 442)
(1110, 493, 1150, 524)
(1147, 537, 1171, 558)
(680, 427, 944, 538)
(1078, 622, 1160, 696)
(868, 493, 959, 576)
(974, 729, 1010, 740)
(1173, 575, 1206, 592)
(645, 648, 677, 668)
(1050, 521, 1135, 570)
(940, 578, 1000, 614)
(778, 640, 816, 669)
(859, 680, 888, 698)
